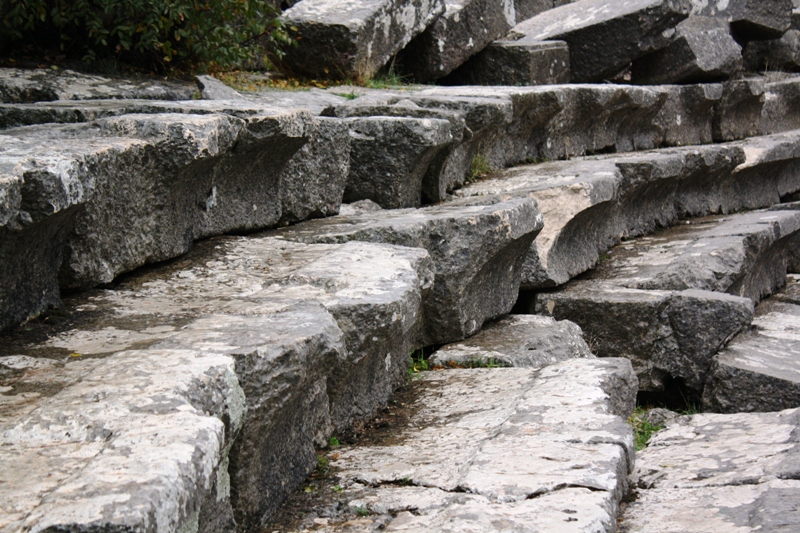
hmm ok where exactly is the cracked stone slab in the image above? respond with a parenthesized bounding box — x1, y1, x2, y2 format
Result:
(271, 196, 543, 345)
(0, 235, 433, 531)
(691, 0, 792, 40)
(0, 68, 194, 103)
(282, 359, 636, 532)
(457, 131, 800, 289)
(621, 408, 800, 532)
(703, 275, 800, 413)
(631, 16, 743, 84)
(506, 0, 692, 82)
(396, 0, 517, 82)
(430, 314, 593, 368)
(280, 0, 445, 80)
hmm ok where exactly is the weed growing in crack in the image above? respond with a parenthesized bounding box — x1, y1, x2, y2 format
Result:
(468, 153, 492, 183)
(628, 407, 664, 451)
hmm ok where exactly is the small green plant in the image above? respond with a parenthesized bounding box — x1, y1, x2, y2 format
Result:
(408, 349, 430, 378)
(336, 91, 361, 100)
(329, 436, 340, 447)
(332, 485, 344, 493)
(355, 506, 371, 517)
(628, 407, 664, 451)
(442, 358, 510, 369)
(468, 153, 492, 183)
(316, 455, 329, 477)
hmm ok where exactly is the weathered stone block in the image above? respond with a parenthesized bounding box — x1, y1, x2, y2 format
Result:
(430, 314, 593, 368)
(691, 0, 792, 40)
(632, 16, 743, 84)
(743, 29, 800, 72)
(280, 0, 445, 80)
(445, 39, 570, 86)
(397, 0, 516, 82)
(507, 0, 692, 81)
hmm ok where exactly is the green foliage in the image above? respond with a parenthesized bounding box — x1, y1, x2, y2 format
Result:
(0, 0, 292, 71)
(441, 358, 510, 369)
(329, 436, 340, 447)
(628, 407, 664, 451)
(407, 349, 429, 379)
(468, 153, 492, 183)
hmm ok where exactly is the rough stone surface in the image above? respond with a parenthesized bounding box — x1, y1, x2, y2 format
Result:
(280, 0, 446, 80)
(430, 314, 594, 367)
(743, 29, 800, 72)
(342, 116, 454, 208)
(691, 0, 792, 40)
(703, 275, 800, 413)
(457, 131, 800, 289)
(0, 235, 434, 532)
(713, 77, 766, 141)
(507, 0, 692, 82)
(397, 0, 516, 82)
(632, 16, 743, 84)
(445, 39, 570, 86)
(0, 68, 194, 103)
(536, 285, 754, 391)
(621, 408, 800, 532)
(514, 0, 576, 23)
(277, 359, 637, 532)
(272, 197, 544, 345)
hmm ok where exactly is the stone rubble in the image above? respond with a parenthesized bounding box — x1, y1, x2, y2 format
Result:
(690, 0, 793, 41)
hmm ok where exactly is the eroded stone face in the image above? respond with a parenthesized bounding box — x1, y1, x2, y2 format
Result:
(691, 0, 793, 40)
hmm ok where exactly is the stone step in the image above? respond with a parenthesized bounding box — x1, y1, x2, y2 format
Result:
(621, 408, 800, 532)
(430, 314, 593, 367)
(457, 132, 800, 289)
(271, 196, 544, 345)
(269, 359, 638, 532)
(279, 0, 445, 80)
(0, 235, 433, 532)
(0, 107, 324, 331)
(703, 274, 800, 413)
(0, 67, 194, 103)
(536, 206, 800, 392)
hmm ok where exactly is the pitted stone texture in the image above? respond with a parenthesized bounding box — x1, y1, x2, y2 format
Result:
(280, 0, 445, 80)
(272, 197, 543, 345)
(632, 16, 743, 84)
(292, 359, 636, 532)
(343, 116, 454, 208)
(581, 207, 800, 303)
(0, 348, 245, 533)
(514, 0, 577, 22)
(621, 409, 800, 532)
(703, 276, 800, 413)
(691, 0, 792, 40)
(397, 0, 516, 82)
(507, 0, 692, 82)
(537, 285, 754, 391)
(430, 314, 593, 368)
(0, 235, 433, 531)
(0, 68, 194, 103)
(713, 78, 767, 141)
(445, 39, 570, 86)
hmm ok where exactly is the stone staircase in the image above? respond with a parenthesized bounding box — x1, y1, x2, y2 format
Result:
(3, 27, 800, 533)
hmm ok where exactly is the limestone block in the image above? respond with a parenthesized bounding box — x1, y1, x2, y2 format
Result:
(691, 0, 792, 40)
(280, 0, 446, 80)
(445, 39, 570, 86)
(431, 314, 593, 368)
(397, 0, 516, 82)
(507, 0, 692, 81)
(514, 0, 576, 23)
(0, 67, 194, 103)
(195, 74, 246, 101)
(632, 16, 743, 84)
(272, 196, 543, 344)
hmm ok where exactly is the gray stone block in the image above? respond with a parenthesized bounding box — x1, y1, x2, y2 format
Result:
(691, 0, 793, 40)
(430, 314, 593, 368)
(743, 29, 800, 72)
(280, 0, 445, 80)
(397, 0, 516, 82)
(0, 67, 194, 103)
(195, 74, 246, 101)
(623, 409, 800, 531)
(445, 39, 570, 86)
(272, 196, 543, 345)
(507, 0, 692, 81)
(632, 16, 743, 84)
